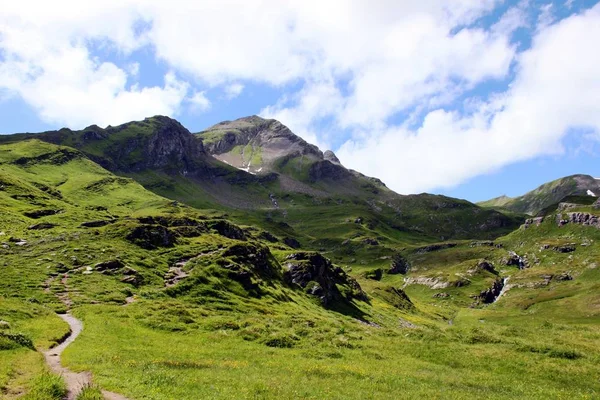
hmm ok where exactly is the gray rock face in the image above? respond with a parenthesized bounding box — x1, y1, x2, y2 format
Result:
(323, 150, 341, 165)
(199, 116, 323, 174)
(105, 116, 206, 173)
(479, 279, 505, 304)
(523, 217, 544, 228)
(556, 212, 600, 228)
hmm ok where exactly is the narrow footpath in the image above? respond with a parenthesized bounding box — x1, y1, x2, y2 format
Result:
(43, 274, 130, 400)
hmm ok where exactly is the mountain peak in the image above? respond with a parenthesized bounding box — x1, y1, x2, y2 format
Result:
(198, 115, 323, 174)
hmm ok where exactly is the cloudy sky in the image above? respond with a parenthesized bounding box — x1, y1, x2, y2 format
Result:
(1, 0, 599, 201)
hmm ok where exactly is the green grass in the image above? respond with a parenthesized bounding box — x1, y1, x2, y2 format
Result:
(0, 138, 599, 399)
(20, 371, 67, 400)
(76, 386, 104, 400)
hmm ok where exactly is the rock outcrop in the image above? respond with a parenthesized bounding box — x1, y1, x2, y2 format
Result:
(283, 252, 366, 306)
(389, 253, 410, 274)
(557, 212, 600, 228)
(478, 279, 505, 304)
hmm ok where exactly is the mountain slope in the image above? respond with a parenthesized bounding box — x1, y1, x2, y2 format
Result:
(198, 116, 522, 243)
(479, 174, 600, 215)
(0, 116, 522, 251)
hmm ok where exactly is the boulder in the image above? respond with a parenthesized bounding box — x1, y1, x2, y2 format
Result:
(504, 251, 527, 269)
(475, 260, 498, 275)
(364, 268, 383, 281)
(556, 272, 573, 281)
(27, 222, 56, 230)
(80, 220, 115, 228)
(94, 259, 125, 273)
(121, 274, 143, 286)
(283, 237, 301, 249)
(283, 252, 366, 306)
(207, 220, 246, 241)
(126, 225, 176, 249)
(23, 209, 61, 219)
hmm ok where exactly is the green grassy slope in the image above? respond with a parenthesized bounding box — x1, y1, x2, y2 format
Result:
(1, 139, 600, 399)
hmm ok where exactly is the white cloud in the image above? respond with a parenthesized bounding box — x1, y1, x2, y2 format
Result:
(338, 4, 600, 193)
(188, 91, 211, 113)
(224, 83, 244, 99)
(0, 1, 599, 195)
(0, 0, 187, 128)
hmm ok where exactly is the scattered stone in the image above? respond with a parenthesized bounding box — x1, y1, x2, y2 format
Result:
(357, 319, 381, 328)
(433, 292, 450, 298)
(164, 266, 189, 287)
(354, 217, 363, 224)
(0, 320, 10, 329)
(553, 244, 576, 253)
(398, 318, 417, 329)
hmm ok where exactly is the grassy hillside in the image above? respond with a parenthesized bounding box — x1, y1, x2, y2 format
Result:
(479, 174, 600, 215)
(1, 139, 600, 399)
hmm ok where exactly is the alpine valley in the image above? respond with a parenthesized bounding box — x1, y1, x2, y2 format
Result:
(1, 116, 599, 399)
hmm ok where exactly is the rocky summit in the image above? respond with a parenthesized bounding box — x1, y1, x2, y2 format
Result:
(1, 116, 599, 400)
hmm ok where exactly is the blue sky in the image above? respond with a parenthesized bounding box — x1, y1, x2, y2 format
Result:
(1, 0, 599, 202)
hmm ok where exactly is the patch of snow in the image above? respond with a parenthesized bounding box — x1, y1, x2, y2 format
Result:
(587, 189, 596, 197)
